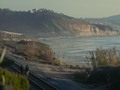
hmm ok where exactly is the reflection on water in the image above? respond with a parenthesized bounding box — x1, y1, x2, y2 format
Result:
(39, 36, 120, 66)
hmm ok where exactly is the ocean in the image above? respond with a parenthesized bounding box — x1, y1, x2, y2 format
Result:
(39, 36, 120, 66)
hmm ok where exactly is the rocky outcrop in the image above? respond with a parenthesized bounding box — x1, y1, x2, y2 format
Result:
(0, 30, 32, 41)
(14, 41, 53, 62)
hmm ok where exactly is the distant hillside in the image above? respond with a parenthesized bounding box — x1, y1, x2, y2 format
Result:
(103, 15, 120, 24)
(84, 14, 120, 32)
(0, 8, 118, 37)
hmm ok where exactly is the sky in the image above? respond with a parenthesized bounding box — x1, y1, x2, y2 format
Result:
(0, 0, 120, 18)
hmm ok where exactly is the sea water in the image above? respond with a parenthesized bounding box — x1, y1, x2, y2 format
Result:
(39, 36, 120, 66)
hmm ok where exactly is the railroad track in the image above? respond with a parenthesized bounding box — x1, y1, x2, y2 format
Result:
(10, 62, 59, 90)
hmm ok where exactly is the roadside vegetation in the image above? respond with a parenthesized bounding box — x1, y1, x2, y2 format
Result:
(0, 47, 29, 90)
(73, 47, 120, 90)
(88, 47, 120, 70)
(0, 68, 29, 90)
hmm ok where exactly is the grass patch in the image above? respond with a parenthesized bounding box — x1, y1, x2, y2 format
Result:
(0, 68, 29, 90)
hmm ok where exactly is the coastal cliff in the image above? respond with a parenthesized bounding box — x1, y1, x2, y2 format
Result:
(0, 8, 118, 37)
(69, 24, 117, 36)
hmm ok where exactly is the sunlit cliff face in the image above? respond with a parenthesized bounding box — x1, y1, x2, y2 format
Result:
(69, 23, 118, 36)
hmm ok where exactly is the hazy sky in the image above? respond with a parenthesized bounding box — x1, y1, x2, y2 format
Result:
(0, 0, 120, 18)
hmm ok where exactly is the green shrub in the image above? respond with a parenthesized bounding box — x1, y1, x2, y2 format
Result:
(87, 47, 120, 70)
(0, 68, 29, 90)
